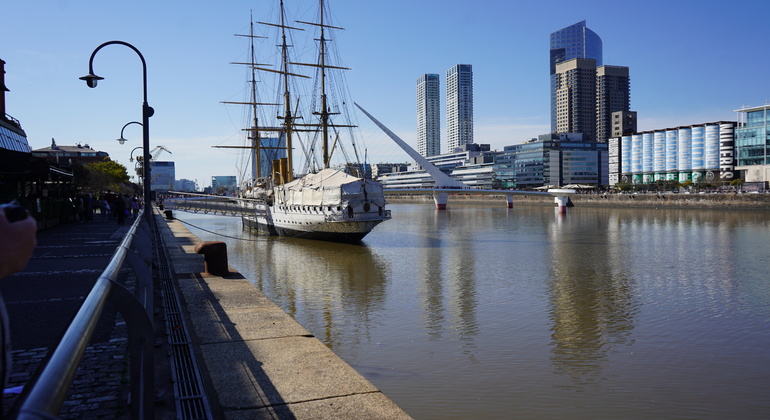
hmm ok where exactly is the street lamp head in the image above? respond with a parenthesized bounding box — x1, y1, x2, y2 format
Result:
(79, 73, 104, 88)
(117, 137, 128, 145)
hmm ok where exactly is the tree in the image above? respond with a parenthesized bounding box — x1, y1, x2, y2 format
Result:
(80, 158, 130, 194)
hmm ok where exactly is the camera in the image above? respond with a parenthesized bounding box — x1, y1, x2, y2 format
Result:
(1, 201, 29, 223)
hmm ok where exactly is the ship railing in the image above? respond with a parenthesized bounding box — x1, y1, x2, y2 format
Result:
(163, 193, 255, 216)
(17, 209, 155, 420)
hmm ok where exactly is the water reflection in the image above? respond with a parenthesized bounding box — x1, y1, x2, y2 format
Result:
(236, 234, 389, 350)
(177, 206, 770, 420)
(416, 208, 480, 354)
(547, 211, 637, 386)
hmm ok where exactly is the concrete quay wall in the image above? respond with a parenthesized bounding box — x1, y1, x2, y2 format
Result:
(386, 192, 770, 210)
(158, 217, 413, 419)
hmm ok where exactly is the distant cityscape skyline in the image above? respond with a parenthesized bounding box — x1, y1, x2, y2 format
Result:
(3, 1, 767, 187)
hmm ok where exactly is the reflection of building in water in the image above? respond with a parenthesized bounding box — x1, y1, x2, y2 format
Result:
(416, 209, 480, 355)
(418, 210, 448, 338)
(546, 208, 745, 386)
(547, 213, 637, 385)
(446, 213, 478, 355)
(244, 237, 388, 350)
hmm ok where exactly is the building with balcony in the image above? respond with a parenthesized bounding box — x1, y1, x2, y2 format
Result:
(417, 74, 441, 157)
(446, 64, 474, 153)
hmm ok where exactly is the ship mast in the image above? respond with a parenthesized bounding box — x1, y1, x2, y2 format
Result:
(295, 0, 352, 169)
(219, 11, 278, 185)
(247, 15, 261, 181)
(279, 0, 295, 181)
(252, 1, 309, 184)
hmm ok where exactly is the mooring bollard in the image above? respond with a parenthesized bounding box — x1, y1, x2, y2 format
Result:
(194, 241, 229, 276)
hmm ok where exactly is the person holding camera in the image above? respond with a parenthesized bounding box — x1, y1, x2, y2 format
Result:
(0, 203, 37, 408)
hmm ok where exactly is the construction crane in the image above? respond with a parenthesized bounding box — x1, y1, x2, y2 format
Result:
(131, 145, 172, 163)
(150, 145, 172, 161)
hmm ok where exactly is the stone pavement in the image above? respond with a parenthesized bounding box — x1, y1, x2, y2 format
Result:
(1, 213, 139, 418)
(0, 209, 413, 419)
(158, 212, 413, 419)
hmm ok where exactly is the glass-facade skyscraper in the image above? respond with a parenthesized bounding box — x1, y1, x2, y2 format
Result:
(735, 105, 769, 166)
(417, 74, 441, 157)
(446, 64, 474, 153)
(550, 20, 602, 133)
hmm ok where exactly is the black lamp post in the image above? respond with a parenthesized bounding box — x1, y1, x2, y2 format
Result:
(117, 121, 142, 145)
(80, 40, 154, 222)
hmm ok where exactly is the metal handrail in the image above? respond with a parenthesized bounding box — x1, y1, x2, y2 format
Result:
(17, 209, 155, 420)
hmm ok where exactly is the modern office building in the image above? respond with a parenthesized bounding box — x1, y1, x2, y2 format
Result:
(446, 64, 474, 153)
(371, 163, 410, 179)
(550, 20, 603, 133)
(596, 65, 630, 142)
(212, 175, 237, 194)
(174, 179, 197, 192)
(378, 143, 497, 189)
(494, 133, 608, 188)
(150, 161, 175, 192)
(258, 135, 286, 180)
(734, 104, 770, 184)
(554, 58, 630, 143)
(609, 122, 736, 186)
(554, 58, 598, 140)
(417, 74, 441, 157)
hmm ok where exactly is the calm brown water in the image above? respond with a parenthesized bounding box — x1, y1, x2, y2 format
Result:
(178, 204, 770, 419)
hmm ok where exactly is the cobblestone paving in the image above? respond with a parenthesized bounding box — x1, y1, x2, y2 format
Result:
(3, 299, 131, 419)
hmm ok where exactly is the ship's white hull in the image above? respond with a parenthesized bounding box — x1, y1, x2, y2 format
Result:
(242, 201, 390, 242)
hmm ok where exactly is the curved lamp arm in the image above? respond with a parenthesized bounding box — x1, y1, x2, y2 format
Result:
(117, 121, 143, 145)
(129, 146, 144, 162)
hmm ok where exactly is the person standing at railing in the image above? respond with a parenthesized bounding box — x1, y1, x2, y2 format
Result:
(115, 194, 127, 225)
(0, 203, 37, 410)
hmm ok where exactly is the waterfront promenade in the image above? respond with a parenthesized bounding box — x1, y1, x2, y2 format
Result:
(1, 208, 412, 419)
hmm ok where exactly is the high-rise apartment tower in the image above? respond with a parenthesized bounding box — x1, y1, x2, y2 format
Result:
(446, 64, 473, 153)
(550, 21, 602, 133)
(596, 65, 630, 142)
(417, 74, 441, 157)
(554, 58, 598, 140)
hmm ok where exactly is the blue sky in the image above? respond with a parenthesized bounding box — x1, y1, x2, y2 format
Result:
(2, 0, 768, 188)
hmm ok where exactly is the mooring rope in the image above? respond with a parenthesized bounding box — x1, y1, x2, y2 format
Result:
(173, 217, 264, 242)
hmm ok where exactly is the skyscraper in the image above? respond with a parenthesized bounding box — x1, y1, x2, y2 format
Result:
(446, 64, 473, 153)
(596, 65, 630, 142)
(550, 21, 602, 133)
(554, 58, 597, 140)
(417, 74, 441, 157)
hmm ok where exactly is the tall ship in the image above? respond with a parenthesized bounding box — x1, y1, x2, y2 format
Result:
(224, 0, 391, 242)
